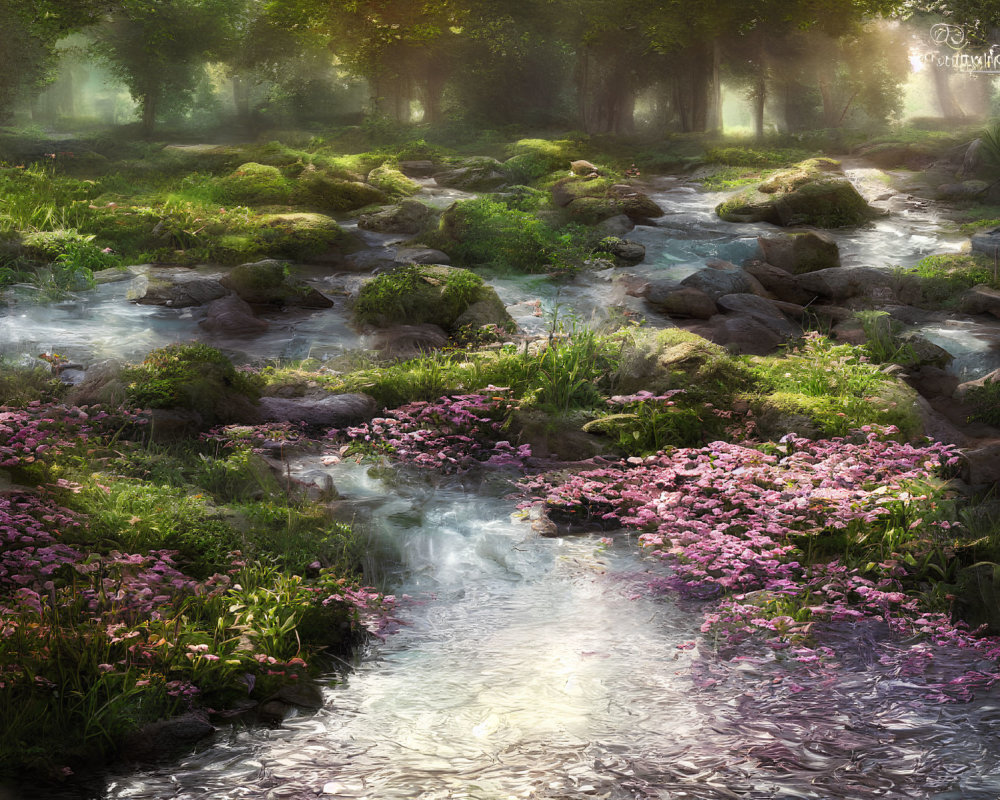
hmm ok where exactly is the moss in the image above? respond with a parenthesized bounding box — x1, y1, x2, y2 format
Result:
(353, 264, 504, 331)
(366, 162, 420, 198)
(253, 212, 348, 261)
(295, 168, 386, 212)
(717, 158, 875, 228)
(909, 252, 999, 307)
(121, 343, 262, 426)
(215, 162, 293, 206)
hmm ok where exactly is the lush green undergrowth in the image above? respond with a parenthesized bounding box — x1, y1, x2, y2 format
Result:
(907, 253, 1000, 307)
(0, 355, 387, 779)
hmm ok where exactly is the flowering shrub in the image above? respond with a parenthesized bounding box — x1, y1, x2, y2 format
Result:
(328, 391, 531, 472)
(518, 427, 994, 689)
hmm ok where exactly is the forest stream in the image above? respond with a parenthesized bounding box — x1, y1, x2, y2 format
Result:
(6, 168, 1000, 800)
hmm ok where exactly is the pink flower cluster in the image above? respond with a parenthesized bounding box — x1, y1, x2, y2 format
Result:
(519, 427, 1000, 696)
(328, 392, 531, 473)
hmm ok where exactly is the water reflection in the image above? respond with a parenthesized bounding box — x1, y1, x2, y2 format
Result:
(87, 462, 1000, 800)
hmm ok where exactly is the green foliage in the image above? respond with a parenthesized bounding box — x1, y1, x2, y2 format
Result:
(854, 310, 917, 365)
(121, 343, 262, 423)
(966, 379, 1000, 427)
(704, 146, 813, 168)
(909, 253, 999, 306)
(0, 360, 64, 406)
(353, 264, 486, 329)
(444, 197, 592, 274)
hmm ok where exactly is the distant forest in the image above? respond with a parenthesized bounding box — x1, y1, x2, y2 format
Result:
(9, 0, 1000, 136)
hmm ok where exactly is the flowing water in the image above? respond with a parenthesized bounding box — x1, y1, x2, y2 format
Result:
(91, 460, 1000, 800)
(6, 171, 1000, 798)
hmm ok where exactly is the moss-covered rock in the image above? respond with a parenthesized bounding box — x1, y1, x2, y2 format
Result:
(366, 163, 421, 198)
(295, 166, 386, 212)
(433, 158, 509, 192)
(120, 343, 262, 426)
(358, 200, 435, 234)
(613, 328, 755, 400)
(215, 163, 293, 206)
(220, 259, 333, 309)
(353, 264, 512, 333)
(254, 213, 351, 261)
(717, 159, 877, 228)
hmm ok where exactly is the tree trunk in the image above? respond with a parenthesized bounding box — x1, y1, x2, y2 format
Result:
(232, 75, 250, 124)
(706, 39, 722, 133)
(752, 74, 766, 139)
(932, 66, 965, 119)
(141, 93, 156, 138)
(818, 73, 836, 127)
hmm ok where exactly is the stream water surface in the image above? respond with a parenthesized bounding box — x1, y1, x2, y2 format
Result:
(95, 459, 1000, 800)
(6, 171, 1000, 798)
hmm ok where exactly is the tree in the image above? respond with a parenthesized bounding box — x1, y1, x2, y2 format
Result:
(0, 0, 108, 122)
(90, 0, 231, 136)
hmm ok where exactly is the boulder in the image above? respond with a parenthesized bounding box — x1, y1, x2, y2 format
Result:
(199, 294, 269, 336)
(371, 324, 449, 359)
(594, 214, 635, 236)
(961, 439, 1000, 486)
(757, 231, 841, 274)
(645, 285, 717, 319)
(607, 184, 664, 221)
(358, 200, 435, 235)
(570, 159, 600, 175)
(970, 228, 1000, 259)
(937, 180, 990, 199)
(366, 163, 421, 197)
(959, 285, 1000, 318)
(706, 314, 786, 355)
(955, 367, 1000, 400)
(717, 159, 877, 228)
(898, 330, 953, 369)
(353, 264, 513, 333)
(394, 246, 452, 266)
(221, 259, 333, 309)
(612, 327, 745, 396)
(853, 142, 937, 170)
(716, 293, 801, 338)
(273, 681, 325, 709)
(398, 160, 436, 177)
(257, 393, 378, 428)
(121, 713, 214, 763)
(742, 260, 815, 305)
(433, 158, 508, 191)
(597, 237, 646, 267)
(566, 196, 621, 225)
(133, 270, 227, 308)
(795, 266, 898, 304)
(679, 259, 766, 301)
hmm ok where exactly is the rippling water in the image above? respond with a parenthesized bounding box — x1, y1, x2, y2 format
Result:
(73, 461, 1000, 800)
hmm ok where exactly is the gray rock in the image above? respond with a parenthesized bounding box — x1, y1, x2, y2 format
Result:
(716, 293, 800, 338)
(594, 214, 635, 236)
(200, 294, 269, 336)
(795, 266, 898, 303)
(707, 314, 785, 355)
(371, 324, 449, 359)
(757, 231, 840, 274)
(961, 439, 1000, 486)
(273, 681, 324, 709)
(358, 200, 435, 235)
(394, 246, 451, 266)
(257, 393, 378, 428)
(398, 160, 436, 177)
(959, 285, 1000, 318)
(133, 271, 227, 308)
(607, 184, 664, 221)
(433, 158, 508, 191)
(937, 180, 990, 199)
(599, 238, 645, 266)
(970, 228, 1000, 259)
(680, 260, 766, 301)
(122, 713, 214, 763)
(645, 286, 717, 319)
(898, 330, 953, 368)
(743, 260, 814, 305)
